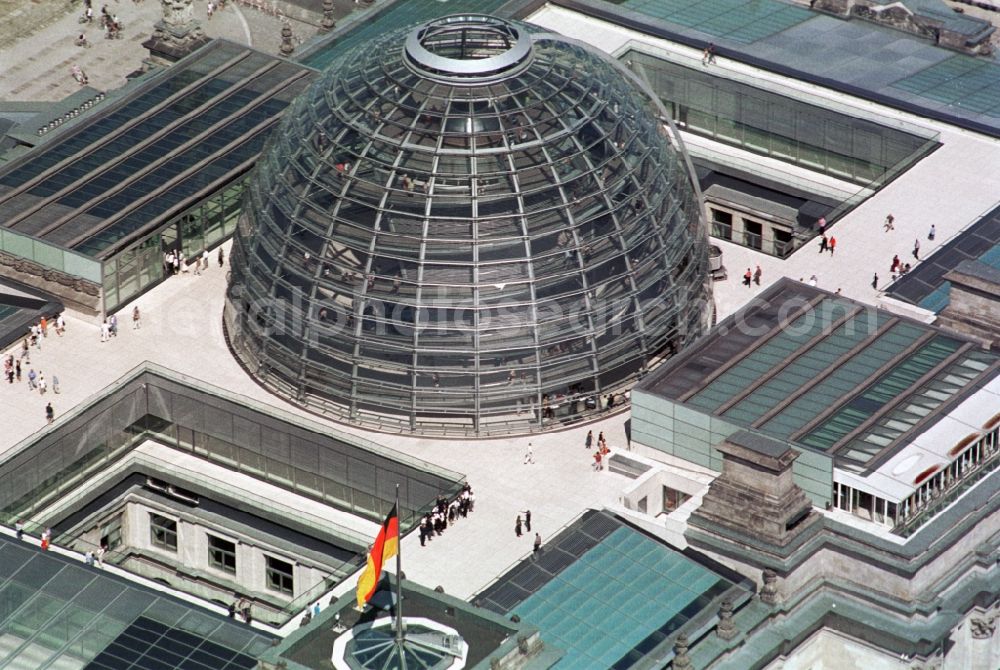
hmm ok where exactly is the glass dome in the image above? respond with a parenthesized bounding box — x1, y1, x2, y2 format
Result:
(225, 15, 712, 436)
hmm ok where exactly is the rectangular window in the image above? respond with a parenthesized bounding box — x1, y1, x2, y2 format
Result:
(265, 556, 294, 595)
(100, 515, 123, 552)
(149, 514, 177, 552)
(662, 486, 691, 513)
(207, 535, 236, 574)
(710, 209, 732, 240)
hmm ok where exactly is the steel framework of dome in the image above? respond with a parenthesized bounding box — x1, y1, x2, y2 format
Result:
(225, 15, 712, 436)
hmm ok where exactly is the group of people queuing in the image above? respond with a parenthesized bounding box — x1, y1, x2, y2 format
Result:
(5, 314, 67, 424)
(164, 247, 224, 276)
(418, 484, 475, 547)
(586, 430, 612, 470)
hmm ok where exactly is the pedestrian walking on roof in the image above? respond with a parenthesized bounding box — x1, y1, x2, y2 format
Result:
(753, 265, 762, 286)
(533, 533, 542, 554)
(702, 43, 716, 65)
(872, 273, 878, 290)
(523, 510, 532, 533)
(38, 373, 46, 395)
(928, 224, 936, 241)
(133, 305, 141, 329)
(15, 520, 24, 541)
(585, 429, 593, 449)
(819, 235, 828, 253)
(515, 515, 523, 537)
(218, 247, 225, 267)
(523, 442, 534, 465)
(913, 239, 920, 260)
(27, 368, 36, 390)
(828, 237, 836, 255)
(52, 375, 59, 394)
(743, 268, 752, 287)
(100, 320, 110, 342)
(46, 403, 54, 424)
(884, 214, 895, 232)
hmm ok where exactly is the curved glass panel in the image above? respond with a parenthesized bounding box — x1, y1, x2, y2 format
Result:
(225, 15, 712, 435)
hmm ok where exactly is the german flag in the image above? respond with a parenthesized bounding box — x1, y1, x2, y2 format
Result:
(356, 503, 399, 608)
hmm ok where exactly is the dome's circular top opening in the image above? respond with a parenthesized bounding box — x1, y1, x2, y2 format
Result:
(403, 15, 532, 82)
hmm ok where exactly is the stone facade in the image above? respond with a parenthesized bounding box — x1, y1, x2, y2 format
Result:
(0, 250, 100, 315)
(143, 0, 210, 65)
(690, 432, 818, 548)
(937, 260, 1000, 350)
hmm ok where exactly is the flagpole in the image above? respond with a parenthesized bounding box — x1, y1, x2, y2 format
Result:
(394, 484, 404, 649)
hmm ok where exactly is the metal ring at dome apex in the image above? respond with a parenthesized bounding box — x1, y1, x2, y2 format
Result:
(403, 14, 533, 80)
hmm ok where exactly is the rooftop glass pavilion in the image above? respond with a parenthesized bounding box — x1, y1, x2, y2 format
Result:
(0, 40, 315, 315)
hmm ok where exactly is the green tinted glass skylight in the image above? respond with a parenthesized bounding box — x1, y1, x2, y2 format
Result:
(723, 309, 887, 425)
(760, 320, 928, 440)
(799, 335, 962, 451)
(836, 348, 998, 468)
(687, 298, 856, 413)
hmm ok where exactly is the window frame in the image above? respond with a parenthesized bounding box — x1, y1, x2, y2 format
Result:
(207, 534, 237, 575)
(100, 514, 124, 551)
(265, 555, 294, 595)
(149, 513, 178, 552)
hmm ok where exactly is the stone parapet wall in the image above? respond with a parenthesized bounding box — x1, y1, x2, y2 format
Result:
(0, 250, 100, 315)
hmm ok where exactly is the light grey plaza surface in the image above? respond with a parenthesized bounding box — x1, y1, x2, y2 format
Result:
(0, 0, 999, 642)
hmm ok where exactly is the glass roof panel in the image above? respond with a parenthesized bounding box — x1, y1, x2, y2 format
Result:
(723, 309, 887, 425)
(0, 535, 275, 670)
(476, 511, 746, 669)
(760, 320, 928, 439)
(0, 43, 315, 258)
(686, 300, 844, 413)
(836, 348, 999, 465)
(798, 335, 961, 451)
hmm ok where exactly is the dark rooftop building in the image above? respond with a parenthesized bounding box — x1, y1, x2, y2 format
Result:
(887, 206, 1000, 312)
(0, 39, 316, 315)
